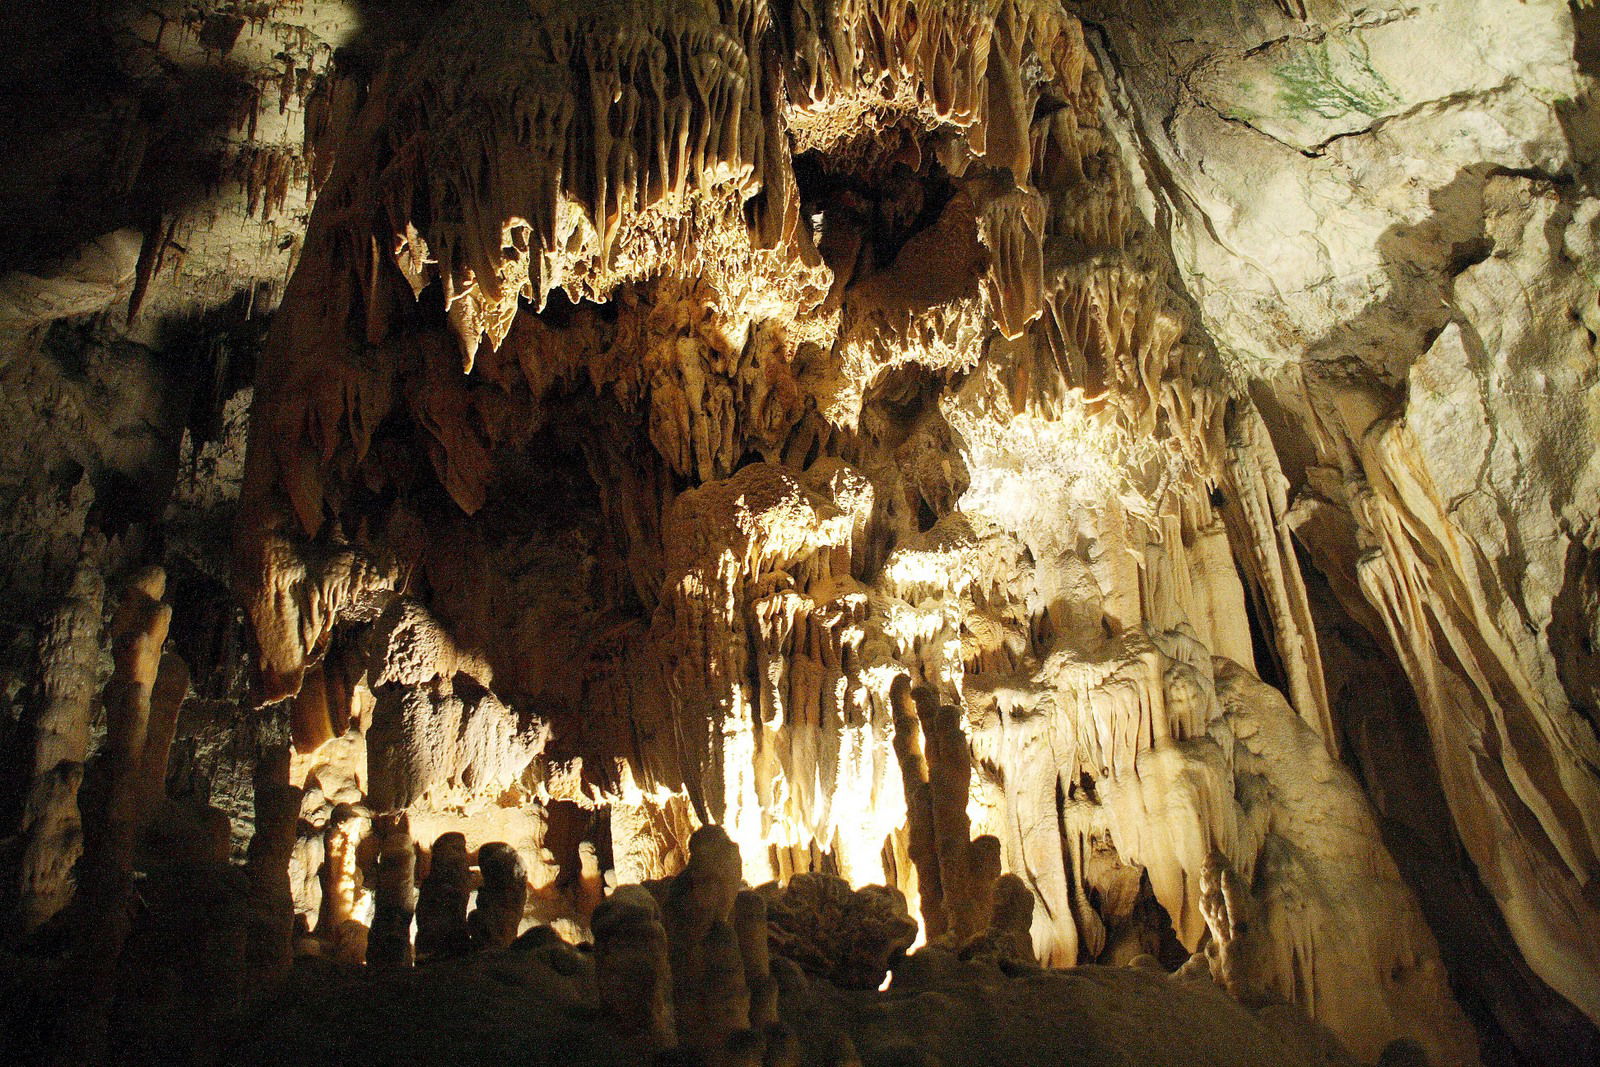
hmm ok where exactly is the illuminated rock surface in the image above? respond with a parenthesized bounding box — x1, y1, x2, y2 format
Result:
(0, 2, 1598, 1065)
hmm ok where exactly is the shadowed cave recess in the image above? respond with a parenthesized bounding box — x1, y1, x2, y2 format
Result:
(3, 1, 1600, 1065)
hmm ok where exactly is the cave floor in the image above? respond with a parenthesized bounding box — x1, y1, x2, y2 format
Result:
(201, 946, 1359, 1067)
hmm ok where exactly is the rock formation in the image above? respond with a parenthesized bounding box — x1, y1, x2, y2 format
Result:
(663, 825, 752, 1052)
(318, 801, 373, 964)
(366, 811, 418, 968)
(11, 537, 104, 936)
(244, 749, 301, 987)
(2, 2, 1600, 1066)
(59, 567, 190, 1061)
(415, 831, 474, 959)
(760, 873, 918, 991)
(592, 884, 677, 1050)
(469, 840, 528, 950)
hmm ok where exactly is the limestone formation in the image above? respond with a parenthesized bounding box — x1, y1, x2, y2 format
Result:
(469, 841, 528, 950)
(244, 755, 302, 988)
(734, 890, 778, 1028)
(365, 597, 549, 811)
(59, 567, 190, 1061)
(208, 1, 1512, 1059)
(916, 687, 987, 944)
(760, 873, 917, 991)
(367, 811, 418, 968)
(318, 802, 372, 964)
(889, 678, 945, 940)
(577, 840, 606, 927)
(976, 873, 1038, 969)
(13, 537, 104, 936)
(415, 831, 474, 960)
(663, 826, 751, 1052)
(6, 1, 1600, 1065)
(592, 884, 677, 1050)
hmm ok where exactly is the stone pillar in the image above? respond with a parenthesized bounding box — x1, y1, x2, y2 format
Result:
(734, 889, 776, 1027)
(14, 537, 103, 937)
(592, 884, 676, 1050)
(319, 802, 371, 964)
(469, 841, 526, 949)
(663, 825, 750, 1053)
(245, 746, 301, 987)
(60, 567, 188, 1064)
(367, 811, 417, 968)
(415, 831, 473, 959)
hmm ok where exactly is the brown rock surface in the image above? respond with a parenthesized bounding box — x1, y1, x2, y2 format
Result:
(3, 2, 1600, 1066)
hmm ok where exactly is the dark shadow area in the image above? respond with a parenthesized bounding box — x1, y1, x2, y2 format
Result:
(1550, 537, 1600, 744)
(0, 3, 454, 272)
(1573, 1, 1600, 78)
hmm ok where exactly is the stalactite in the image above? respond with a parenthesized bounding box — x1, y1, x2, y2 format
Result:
(1220, 401, 1336, 751)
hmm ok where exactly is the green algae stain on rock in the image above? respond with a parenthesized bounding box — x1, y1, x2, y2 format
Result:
(1272, 38, 1399, 122)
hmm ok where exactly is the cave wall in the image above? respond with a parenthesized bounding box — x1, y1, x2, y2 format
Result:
(1075, 0, 1600, 1040)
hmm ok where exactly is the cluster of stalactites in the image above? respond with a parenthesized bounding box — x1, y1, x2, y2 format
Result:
(779, 0, 1091, 159)
(344, 0, 1112, 370)
(798, 0, 1113, 373)
(629, 460, 906, 884)
(367, 0, 806, 370)
(237, 0, 1128, 580)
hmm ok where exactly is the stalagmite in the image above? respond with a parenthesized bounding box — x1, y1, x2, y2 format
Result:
(920, 693, 980, 943)
(592, 884, 677, 1050)
(763, 1023, 801, 1067)
(890, 677, 944, 938)
(318, 803, 371, 964)
(366, 811, 418, 968)
(985, 873, 1038, 968)
(469, 841, 527, 950)
(415, 831, 474, 959)
(734, 889, 777, 1027)
(62, 567, 189, 1063)
(663, 826, 750, 1052)
(245, 749, 301, 988)
(577, 840, 605, 927)
(14, 537, 104, 936)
